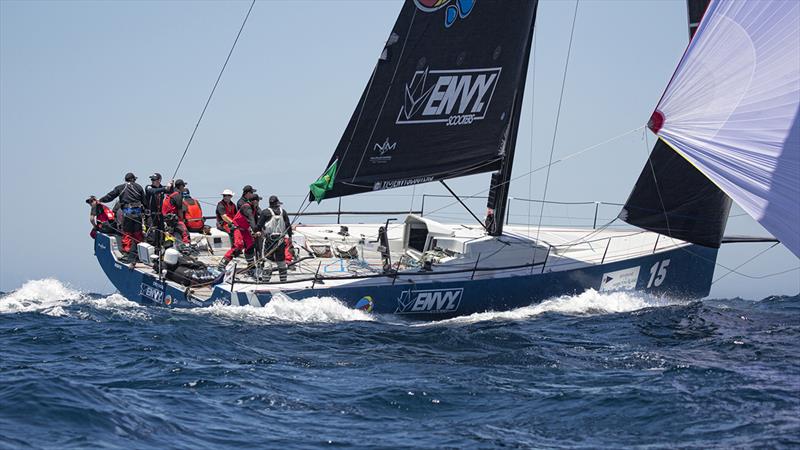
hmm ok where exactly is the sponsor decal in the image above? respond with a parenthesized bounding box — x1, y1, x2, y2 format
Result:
(188, 297, 206, 307)
(355, 296, 374, 313)
(139, 283, 164, 304)
(414, 0, 476, 28)
(396, 288, 463, 314)
(164, 295, 173, 306)
(370, 138, 396, 164)
(600, 267, 641, 292)
(373, 176, 435, 191)
(397, 67, 501, 126)
(113, 263, 122, 270)
(98, 242, 107, 250)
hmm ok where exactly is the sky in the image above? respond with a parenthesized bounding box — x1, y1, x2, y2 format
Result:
(1, 0, 797, 297)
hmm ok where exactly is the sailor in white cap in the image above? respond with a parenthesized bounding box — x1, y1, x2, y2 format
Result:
(216, 189, 238, 236)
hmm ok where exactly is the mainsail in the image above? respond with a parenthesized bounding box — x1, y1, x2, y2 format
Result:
(623, 0, 800, 257)
(309, 0, 538, 202)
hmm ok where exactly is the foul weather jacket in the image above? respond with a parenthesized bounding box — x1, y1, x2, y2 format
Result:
(100, 182, 145, 209)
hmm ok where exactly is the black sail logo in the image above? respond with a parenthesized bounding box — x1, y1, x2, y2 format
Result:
(396, 67, 501, 126)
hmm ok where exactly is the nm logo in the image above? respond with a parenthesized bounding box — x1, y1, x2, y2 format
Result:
(396, 288, 463, 314)
(396, 67, 501, 126)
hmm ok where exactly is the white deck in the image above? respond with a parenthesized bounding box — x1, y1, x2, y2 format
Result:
(125, 214, 688, 296)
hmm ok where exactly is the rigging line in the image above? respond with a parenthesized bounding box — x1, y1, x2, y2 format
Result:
(527, 24, 538, 242)
(641, 128, 674, 239)
(440, 180, 488, 231)
(533, 0, 579, 252)
(712, 242, 779, 285)
(420, 125, 644, 220)
(171, 0, 256, 181)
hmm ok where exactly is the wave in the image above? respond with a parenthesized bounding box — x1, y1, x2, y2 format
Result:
(180, 294, 375, 324)
(424, 289, 689, 326)
(0, 279, 146, 319)
(0, 278, 84, 316)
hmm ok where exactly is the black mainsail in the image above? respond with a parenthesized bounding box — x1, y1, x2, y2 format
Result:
(310, 0, 539, 203)
(619, 0, 732, 248)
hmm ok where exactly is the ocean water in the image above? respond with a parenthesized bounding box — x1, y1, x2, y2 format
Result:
(1, 279, 798, 449)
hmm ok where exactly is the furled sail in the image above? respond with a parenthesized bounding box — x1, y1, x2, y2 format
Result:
(309, 0, 539, 202)
(651, 0, 800, 257)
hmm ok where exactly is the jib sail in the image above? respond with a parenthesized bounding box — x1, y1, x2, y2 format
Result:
(309, 0, 538, 202)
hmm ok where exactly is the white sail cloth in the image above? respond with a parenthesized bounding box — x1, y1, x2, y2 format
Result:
(653, 0, 800, 258)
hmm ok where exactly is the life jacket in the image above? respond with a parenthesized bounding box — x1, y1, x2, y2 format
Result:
(232, 204, 253, 230)
(183, 198, 204, 232)
(217, 200, 237, 233)
(263, 207, 286, 237)
(97, 204, 115, 223)
(90, 203, 116, 239)
(162, 191, 183, 217)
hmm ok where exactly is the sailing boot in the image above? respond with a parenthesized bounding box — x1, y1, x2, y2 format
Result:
(217, 257, 231, 271)
(245, 252, 259, 279)
(277, 261, 288, 282)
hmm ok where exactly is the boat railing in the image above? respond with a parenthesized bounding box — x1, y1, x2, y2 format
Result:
(419, 194, 624, 229)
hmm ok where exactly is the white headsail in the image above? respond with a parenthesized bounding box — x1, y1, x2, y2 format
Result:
(649, 0, 800, 257)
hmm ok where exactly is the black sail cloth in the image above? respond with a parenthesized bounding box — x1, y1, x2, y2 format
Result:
(619, 138, 732, 248)
(310, 0, 538, 202)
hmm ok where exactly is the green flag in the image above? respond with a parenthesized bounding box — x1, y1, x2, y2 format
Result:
(309, 160, 337, 203)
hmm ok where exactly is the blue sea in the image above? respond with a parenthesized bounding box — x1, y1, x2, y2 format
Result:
(1, 279, 798, 449)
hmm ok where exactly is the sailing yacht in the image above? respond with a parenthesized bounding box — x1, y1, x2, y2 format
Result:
(93, 0, 799, 319)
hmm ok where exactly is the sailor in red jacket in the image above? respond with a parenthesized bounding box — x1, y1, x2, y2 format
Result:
(217, 195, 259, 274)
(216, 189, 237, 237)
(86, 196, 116, 239)
(161, 179, 190, 244)
(182, 189, 205, 233)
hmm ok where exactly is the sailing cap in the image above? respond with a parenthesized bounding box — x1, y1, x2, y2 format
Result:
(124, 172, 136, 182)
(269, 195, 282, 206)
(149, 172, 162, 180)
(250, 194, 262, 201)
(242, 185, 257, 193)
(221, 189, 235, 197)
(174, 179, 186, 188)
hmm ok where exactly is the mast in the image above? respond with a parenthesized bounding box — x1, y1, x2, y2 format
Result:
(486, 3, 538, 236)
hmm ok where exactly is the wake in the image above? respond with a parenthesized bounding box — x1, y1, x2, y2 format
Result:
(2, 280, 688, 326)
(423, 289, 689, 326)
(0, 279, 373, 324)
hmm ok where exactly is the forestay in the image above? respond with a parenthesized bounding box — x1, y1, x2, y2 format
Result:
(310, 0, 538, 202)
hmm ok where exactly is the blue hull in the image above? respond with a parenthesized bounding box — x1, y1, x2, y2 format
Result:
(94, 234, 718, 320)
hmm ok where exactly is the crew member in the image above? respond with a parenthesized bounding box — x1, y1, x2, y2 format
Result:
(217, 195, 259, 276)
(216, 189, 237, 237)
(182, 189, 205, 233)
(86, 196, 116, 239)
(237, 185, 257, 210)
(144, 173, 171, 246)
(99, 172, 145, 260)
(161, 179, 190, 244)
(256, 195, 293, 282)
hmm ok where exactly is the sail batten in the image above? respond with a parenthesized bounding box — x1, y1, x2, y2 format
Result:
(310, 0, 539, 202)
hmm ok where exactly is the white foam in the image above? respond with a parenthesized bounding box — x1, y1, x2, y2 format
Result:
(182, 294, 375, 324)
(88, 293, 150, 320)
(0, 278, 83, 316)
(423, 289, 687, 326)
(0, 279, 149, 319)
